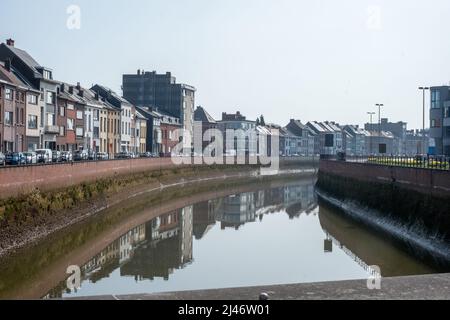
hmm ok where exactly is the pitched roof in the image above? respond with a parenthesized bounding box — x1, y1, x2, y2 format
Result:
(0, 61, 26, 87)
(92, 84, 133, 107)
(194, 106, 216, 124)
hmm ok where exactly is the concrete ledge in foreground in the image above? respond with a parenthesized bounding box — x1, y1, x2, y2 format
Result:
(68, 273, 450, 300)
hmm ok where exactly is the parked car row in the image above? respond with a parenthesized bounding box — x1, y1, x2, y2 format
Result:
(0, 150, 162, 167)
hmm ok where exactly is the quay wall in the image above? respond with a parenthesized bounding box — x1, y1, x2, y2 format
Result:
(317, 160, 450, 242)
(0, 157, 317, 199)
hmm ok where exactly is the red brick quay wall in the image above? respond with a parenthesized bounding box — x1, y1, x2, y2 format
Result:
(0, 157, 317, 199)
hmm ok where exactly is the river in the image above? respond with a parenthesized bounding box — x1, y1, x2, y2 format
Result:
(0, 174, 437, 299)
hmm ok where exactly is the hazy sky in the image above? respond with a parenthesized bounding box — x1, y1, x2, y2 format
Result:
(1, 0, 450, 129)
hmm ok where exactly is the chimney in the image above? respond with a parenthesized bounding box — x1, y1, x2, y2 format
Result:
(76, 82, 81, 90)
(69, 86, 74, 94)
(5, 59, 11, 72)
(137, 69, 141, 75)
(6, 39, 14, 47)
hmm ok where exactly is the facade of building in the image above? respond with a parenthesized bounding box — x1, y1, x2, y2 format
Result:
(365, 130, 395, 155)
(122, 71, 196, 150)
(56, 83, 78, 151)
(76, 84, 104, 153)
(429, 86, 450, 155)
(217, 111, 257, 156)
(306, 121, 343, 155)
(104, 101, 121, 156)
(364, 118, 407, 155)
(405, 129, 429, 156)
(194, 106, 217, 152)
(135, 110, 148, 153)
(0, 60, 31, 153)
(156, 110, 182, 157)
(285, 119, 315, 156)
(91, 84, 133, 152)
(0, 39, 61, 150)
(342, 125, 370, 156)
(136, 107, 162, 154)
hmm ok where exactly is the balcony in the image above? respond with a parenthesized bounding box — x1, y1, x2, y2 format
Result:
(45, 125, 60, 134)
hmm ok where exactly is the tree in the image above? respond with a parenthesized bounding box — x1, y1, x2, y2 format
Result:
(260, 115, 266, 126)
(256, 118, 260, 126)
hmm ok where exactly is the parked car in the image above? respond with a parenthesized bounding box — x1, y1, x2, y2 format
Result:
(0, 152, 5, 166)
(140, 152, 152, 158)
(115, 152, 132, 159)
(52, 151, 62, 162)
(74, 150, 89, 161)
(61, 151, 73, 162)
(96, 152, 109, 160)
(5, 152, 26, 165)
(23, 152, 37, 164)
(35, 149, 52, 163)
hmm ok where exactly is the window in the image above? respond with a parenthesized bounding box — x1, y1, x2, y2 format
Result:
(47, 91, 55, 105)
(431, 90, 441, 109)
(5, 88, 12, 100)
(4, 112, 13, 125)
(28, 94, 38, 105)
(43, 70, 52, 80)
(76, 110, 83, 119)
(28, 115, 38, 129)
(46, 113, 55, 126)
(60, 106, 65, 117)
(76, 127, 83, 137)
(445, 127, 450, 138)
(67, 103, 74, 110)
(59, 126, 65, 136)
(431, 119, 441, 128)
(67, 118, 74, 130)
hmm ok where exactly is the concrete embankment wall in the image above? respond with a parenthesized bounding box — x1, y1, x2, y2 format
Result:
(317, 160, 450, 242)
(0, 157, 317, 199)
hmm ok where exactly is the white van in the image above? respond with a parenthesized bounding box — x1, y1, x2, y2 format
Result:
(35, 149, 52, 163)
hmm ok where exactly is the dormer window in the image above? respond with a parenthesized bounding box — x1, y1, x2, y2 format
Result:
(43, 70, 52, 80)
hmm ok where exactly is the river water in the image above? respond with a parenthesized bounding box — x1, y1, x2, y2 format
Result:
(0, 175, 437, 299)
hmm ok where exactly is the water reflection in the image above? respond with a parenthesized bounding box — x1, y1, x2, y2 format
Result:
(43, 180, 436, 299)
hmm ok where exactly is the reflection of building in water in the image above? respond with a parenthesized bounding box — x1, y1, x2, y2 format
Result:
(283, 184, 317, 219)
(180, 206, 193, 265)
(120, 207, 193, 281)
(119, 224, 146, 263)
(46, 182, 318, 298)
(204, 183, 317, 229)
(192, 201, 217, 240)
(215, 192, 256, 230)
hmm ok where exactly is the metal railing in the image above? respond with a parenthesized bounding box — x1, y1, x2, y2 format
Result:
(322, 153, 450, 171)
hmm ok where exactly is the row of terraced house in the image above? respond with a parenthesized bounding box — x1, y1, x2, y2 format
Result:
(0, 39, 194, 156)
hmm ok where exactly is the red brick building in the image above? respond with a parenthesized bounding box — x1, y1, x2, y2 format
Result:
(0, 60, 28, 152)
(56, 83, 79, 151)
(155, 110, 182, 157)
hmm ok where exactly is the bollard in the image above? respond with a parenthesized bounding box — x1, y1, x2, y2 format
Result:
(259, 293, 269, 301)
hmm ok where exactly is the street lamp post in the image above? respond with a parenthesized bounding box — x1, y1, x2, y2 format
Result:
(375, 104, 384, 135)
(367, 112, 376, 155)
(418, 87, 430, 155)
(375, 104, 384, 155)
